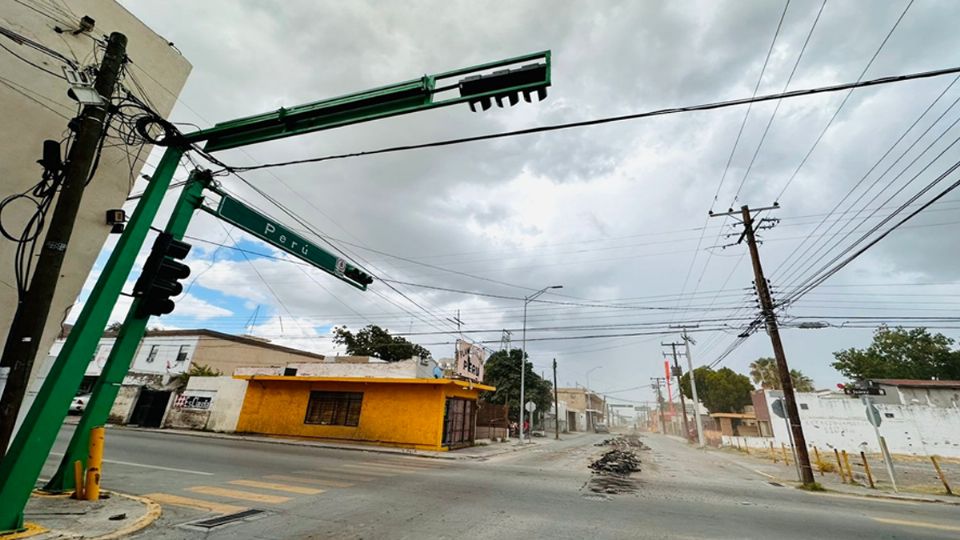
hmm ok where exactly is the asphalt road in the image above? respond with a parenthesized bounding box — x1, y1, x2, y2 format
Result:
(41, 424, 960, 539)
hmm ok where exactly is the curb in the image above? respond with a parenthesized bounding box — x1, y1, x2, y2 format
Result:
(108, 425, 465, 460)
(93, 491, 162, 540)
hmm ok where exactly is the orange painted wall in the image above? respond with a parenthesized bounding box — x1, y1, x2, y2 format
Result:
(236, 379, 479, 451)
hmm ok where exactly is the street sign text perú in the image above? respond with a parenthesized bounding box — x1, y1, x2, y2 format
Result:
(214, 195, 367, 290)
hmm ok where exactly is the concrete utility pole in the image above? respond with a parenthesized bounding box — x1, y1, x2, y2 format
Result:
(0, 33, 128, 455)
(682, 331, 706, 447)
(712, 204, 815, 485)
(553, 358, 559, 440)
(664, 343, 691, 442)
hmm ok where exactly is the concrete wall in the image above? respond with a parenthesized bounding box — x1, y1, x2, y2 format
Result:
(0, 1, 190, 372)
(236, 379, 480, 451)
(165, 376, 247, 432)
(757, 390, 960, 458)
(194, 336, 323, 376)
(108, 385, 139, 424)
(235, 358, 439, 379)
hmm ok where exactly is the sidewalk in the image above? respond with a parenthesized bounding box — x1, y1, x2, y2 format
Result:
(2, 490, 159, 539)
(708, 444, 960, 506)
(105, 423, 567, 460)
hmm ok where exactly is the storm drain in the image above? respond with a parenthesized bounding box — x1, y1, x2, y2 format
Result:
(189, 509, 265, 529)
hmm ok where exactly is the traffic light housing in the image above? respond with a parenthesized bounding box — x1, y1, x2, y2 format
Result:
(343, 265, 374, 288)
(458, 62, 549, 112)
(133, 233, 191, 318)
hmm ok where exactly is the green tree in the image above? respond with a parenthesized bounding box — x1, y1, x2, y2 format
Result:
(332, 325, 431, 362)
(680, 366, 753, 413)
(749, 357, 815, 391)
(481, 348, 552, 422)
(832, 326, 960, 381)
(173, 363, 223, 388)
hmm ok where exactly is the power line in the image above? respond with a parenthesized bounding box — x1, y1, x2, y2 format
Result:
(220, 64, 960, 173)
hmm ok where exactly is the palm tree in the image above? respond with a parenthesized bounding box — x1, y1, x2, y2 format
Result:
(749, 358, 778, 388)
(750, 358, 816, 392)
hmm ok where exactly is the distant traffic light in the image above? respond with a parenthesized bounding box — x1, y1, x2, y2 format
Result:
(459, 62, 549, 112)
(343, 265, 374, 287)
(133, 233, 191, 318)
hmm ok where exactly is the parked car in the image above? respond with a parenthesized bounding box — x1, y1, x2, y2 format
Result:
(70, 394, 91, 415)
(594, 422, 609, 433)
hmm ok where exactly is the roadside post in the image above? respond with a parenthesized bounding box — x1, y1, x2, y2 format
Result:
(525, 401, 537, 440)
(860, 452, 876, 488)
(772, 398, 801, 481)
(930, 456, 952, 495)
(862, 395, 898, 492)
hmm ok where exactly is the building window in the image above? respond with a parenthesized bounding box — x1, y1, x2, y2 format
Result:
(799, 403, 809, 410)
(884, 412, 894, 418)
(146, 345, 159, 363)
(304, 391, 363, 426)
(176, 345, 189, 363)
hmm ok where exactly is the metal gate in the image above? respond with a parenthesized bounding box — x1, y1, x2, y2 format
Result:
(442, 398, 476, 449)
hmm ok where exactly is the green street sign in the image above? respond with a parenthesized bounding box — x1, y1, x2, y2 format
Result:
(213, 195, 371, 290)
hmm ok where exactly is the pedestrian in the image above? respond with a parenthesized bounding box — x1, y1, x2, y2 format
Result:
(523, 419, 530, 435)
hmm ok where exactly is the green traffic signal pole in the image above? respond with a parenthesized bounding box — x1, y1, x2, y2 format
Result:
(0, 146, 183, 532)
(43, 170, 210, 493)
(0, 51, 551, 532)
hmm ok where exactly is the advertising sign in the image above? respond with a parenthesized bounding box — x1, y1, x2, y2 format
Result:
(454, 339, 485, 382)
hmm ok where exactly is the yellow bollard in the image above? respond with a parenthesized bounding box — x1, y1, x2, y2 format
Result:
(834, 448, 847, 483)
(84, 426, 105, 501)
(813, 446, 824, 476)
(781, 443, 790, 465)
(931, 456, 953, 495)
(860, 451, 875, 489)
(770, 441, 777, 463)
(72, 460, 84, 499)
(842, 450, 855, 485)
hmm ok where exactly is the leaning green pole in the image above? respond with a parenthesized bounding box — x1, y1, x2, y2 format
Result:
(44, 169, 208, 493)
(0, 146, 183, 533)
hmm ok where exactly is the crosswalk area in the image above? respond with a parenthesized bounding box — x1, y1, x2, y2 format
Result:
(144, 457, 448, 517)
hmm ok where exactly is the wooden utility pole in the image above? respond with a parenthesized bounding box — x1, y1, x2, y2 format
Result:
(0, 33, 128, 455)
(664, 343, 691, 441)
(712, 204, 815, 485)
(650, 378, 667, 434)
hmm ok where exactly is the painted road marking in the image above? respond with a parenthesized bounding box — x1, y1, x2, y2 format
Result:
(339, 464, 402, 476)
(229, 479, 325, 495)
(364, 461, 436, 472)
(873, 517, 960, 532)
(294, 469, 378, 482)
(264, 474, 355, 488)
(188, 486, 291, 504)
(144, 493, 247, 514)
(347, 462, 419, 473)
(49, 451, 214, 476)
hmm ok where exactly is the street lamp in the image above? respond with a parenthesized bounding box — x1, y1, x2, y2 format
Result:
(586, 366, 603, 430)
(519, 284, 562, 444)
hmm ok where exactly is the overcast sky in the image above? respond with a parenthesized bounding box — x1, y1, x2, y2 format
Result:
(81, 0, 960, 407)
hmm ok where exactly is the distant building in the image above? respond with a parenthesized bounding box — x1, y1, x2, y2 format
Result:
(39, 329, 326, 429)
(557, 388, 605, 431)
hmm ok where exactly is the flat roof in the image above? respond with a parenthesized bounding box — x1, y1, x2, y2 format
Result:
(234, 375, 495, 392)
(875, 379, 960, 389)
(710, 413, 756, 419)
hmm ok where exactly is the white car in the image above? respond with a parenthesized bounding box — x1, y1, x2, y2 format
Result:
(70, 394, 91, 414)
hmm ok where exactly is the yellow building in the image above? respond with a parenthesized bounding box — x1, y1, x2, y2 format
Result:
(234, 375, 495, 451)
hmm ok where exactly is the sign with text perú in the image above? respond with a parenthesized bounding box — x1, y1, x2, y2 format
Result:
(454, 339, 485, 382)
(214, 195, 368, 290)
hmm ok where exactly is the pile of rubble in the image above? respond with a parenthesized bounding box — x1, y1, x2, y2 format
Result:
(594, 435, 649, 451)
(589, 448, 641, 476)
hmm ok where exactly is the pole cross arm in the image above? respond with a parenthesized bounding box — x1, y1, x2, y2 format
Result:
(188, 51, 551, 152)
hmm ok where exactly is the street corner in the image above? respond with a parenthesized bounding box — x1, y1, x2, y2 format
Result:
(9, 490, 160, 540)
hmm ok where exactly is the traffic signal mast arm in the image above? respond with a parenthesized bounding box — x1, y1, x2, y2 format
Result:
(187, 51, 551, 152)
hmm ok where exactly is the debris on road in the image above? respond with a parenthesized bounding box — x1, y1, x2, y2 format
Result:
(589, 448, 642, 476)
(593, 435, 650, 451)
